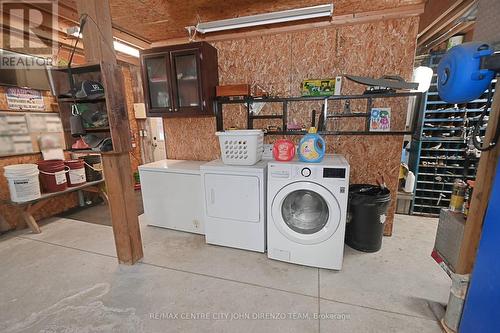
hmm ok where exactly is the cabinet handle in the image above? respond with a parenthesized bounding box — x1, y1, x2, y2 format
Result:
(174, 108, 178, 112)
(168, 108, 172, 112)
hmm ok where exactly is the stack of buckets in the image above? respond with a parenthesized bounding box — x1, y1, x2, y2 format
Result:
(4, 157, 101, 203)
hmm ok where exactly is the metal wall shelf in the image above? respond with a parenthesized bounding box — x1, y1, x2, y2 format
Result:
(214, 92, 424, 136)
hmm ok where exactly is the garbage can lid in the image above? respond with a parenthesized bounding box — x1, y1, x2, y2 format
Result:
(349, 184, 391, 203)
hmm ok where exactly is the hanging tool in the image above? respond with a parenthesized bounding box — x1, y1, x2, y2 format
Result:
(345, 75, 418, 94)
(437, 42, 500, 151)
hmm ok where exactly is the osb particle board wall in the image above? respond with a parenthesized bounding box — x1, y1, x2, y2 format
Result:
(163, 16, 419, 235)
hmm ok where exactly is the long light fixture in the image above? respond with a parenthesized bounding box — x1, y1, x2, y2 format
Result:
(66, 27, 140, 58)
(113, 40, 140, 58)
(192, 3, 334, 34)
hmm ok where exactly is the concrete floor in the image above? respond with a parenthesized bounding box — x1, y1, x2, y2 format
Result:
(59, 190, 144, 226)
(0, 214, 450, 332)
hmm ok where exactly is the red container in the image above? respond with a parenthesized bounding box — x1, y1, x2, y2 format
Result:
(64, 159, 86, 187)
(273, 139, 296, 161)
(37, 159, 68, 193)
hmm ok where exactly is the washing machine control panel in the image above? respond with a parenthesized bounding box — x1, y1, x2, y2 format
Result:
(269, 163, 348, 181)
(269, 164, 292, 179)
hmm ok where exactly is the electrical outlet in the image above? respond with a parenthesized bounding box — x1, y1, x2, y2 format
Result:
(263, 144, 274, 159)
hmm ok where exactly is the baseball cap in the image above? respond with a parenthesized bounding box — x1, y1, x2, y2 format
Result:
(75, 80, 105, 99)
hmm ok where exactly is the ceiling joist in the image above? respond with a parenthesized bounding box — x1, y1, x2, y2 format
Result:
(417, 0, 477, 52)
(28, 1, 151, 49)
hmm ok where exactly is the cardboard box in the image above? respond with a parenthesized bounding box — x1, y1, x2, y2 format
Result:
(301, 77, 341, 96)
(216, 84, 250, 97)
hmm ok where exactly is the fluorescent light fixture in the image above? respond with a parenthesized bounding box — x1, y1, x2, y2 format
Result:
(113, 40, 140, 58)
(194, 4, 333, 34)
(66, 27, 140, 58)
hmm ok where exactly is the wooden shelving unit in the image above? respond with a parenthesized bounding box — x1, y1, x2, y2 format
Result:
(51, 63, 129, 153)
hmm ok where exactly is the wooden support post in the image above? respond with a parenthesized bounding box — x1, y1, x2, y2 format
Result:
(456, 85, 500, 274)
(76, 0, 143, 264)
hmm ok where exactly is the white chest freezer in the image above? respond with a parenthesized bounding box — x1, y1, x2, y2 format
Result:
(139, 159, 206, 234)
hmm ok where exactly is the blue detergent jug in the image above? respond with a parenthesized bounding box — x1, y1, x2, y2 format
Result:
(298, 127, 326, 163)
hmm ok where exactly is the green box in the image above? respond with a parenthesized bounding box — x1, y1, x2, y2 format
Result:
(301, 79, 336, 97)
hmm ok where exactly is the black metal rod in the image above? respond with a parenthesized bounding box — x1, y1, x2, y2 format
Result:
(282, 101, 288, 132)
(249, 115, 283, 119)
(216, 91, 422, 104)
(365, 97, 373, 131)
(326, 113, 370, 118)
(265, 130, 412, 136)
(215, 101, 223, 131)
(247, 102, 252, 129)
(411, 94, 424, 138)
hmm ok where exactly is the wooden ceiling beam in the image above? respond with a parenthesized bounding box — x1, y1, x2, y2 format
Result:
(0, 11, 74, 49)
(151, 3, 425, 47)
(27, 2, 151, 49)
(418, 0, 466, 36)
(418, 20, 474, 54)
(2, 24, 138, 66)
(417, 0, 476, 46)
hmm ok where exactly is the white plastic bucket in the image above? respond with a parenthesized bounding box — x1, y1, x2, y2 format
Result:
(4, 164, 41, 202)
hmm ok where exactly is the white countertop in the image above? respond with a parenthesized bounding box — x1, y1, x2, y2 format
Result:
(138, 159, 207, 175)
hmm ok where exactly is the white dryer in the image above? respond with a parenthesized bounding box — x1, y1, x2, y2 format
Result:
(267, 155, 350, 270)
(200, 160, 267, 252)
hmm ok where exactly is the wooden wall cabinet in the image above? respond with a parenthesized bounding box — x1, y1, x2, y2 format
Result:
(140, 42, 218, 117)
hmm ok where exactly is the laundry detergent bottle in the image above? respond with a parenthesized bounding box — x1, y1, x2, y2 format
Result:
(298, 127, 326, 163)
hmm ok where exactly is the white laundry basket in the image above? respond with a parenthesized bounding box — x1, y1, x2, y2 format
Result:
(216, 130, 264, 165)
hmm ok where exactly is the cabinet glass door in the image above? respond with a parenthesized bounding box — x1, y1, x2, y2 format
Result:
(145, 56, 171, 110)
(171, 51, 201, 110)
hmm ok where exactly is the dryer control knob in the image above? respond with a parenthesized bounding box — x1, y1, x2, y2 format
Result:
(301, 167, 311, 177)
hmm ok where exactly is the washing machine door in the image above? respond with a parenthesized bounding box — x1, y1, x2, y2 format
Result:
(271, 181, 341, 245)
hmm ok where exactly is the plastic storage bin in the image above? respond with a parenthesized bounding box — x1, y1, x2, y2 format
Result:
(216, 130, 264, 165)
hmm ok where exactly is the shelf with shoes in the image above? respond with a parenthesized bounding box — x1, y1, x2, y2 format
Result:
(51, 63, 129, 154)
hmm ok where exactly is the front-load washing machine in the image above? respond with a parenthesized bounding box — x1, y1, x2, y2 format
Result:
(267, 154, 350, 269)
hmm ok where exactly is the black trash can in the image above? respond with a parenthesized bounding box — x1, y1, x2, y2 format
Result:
(346, 184, 391, 252)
